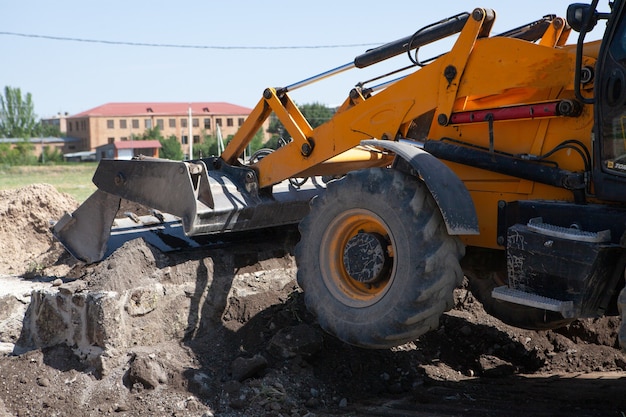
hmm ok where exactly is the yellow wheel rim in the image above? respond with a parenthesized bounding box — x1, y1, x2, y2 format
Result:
(320, 208, 396, 308)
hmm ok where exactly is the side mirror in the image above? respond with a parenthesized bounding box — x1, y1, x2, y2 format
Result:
(567, 3, 598, 32)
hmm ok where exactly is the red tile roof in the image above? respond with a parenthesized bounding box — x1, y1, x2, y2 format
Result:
(71, 102, 252, 118)
(114, 140, 162, 149)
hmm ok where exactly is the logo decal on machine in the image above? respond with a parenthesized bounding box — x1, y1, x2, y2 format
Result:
(606, 160, 626, 171)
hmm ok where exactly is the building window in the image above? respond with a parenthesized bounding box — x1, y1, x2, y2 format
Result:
(192, 118, 199, 128)
(169, 118, 176, 128)
(107, 120, 114, 129)
(227, 118, 233, 127)
(216, 118, 222, 126)
(120, 137, 128, 141)
(181, 118, 188, 128)
(68, 123, 72, 132)
(204, 118, 211, 129)
(145, 119, 152, 129)
(181, 135, 188, 144)
(132, 119, 139, 129)
(108, 137, 114, 144)
(75, 121, 79, 131)
(193, 135, 200, 144)
(81, 120, 87, 130)
(157, 119, 164, 129)
(238, 118, 244, 126)
(120, 119, 127, 129)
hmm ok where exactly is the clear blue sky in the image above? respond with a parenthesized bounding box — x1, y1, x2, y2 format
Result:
(1, 1, 608, 119)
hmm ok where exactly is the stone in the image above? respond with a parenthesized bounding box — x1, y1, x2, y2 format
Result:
(230, 354, 268, 382)
(305, 397, 320, 408)
(478, 354, 515, 377)
(125, 285, 162, 317)
(0, 294, 28, 344)
(36, 377, 50, 387)
(128, 353, 168, 389)
(115, 403, 129, 412)
(222, 380, 242, 394)
(267, 324, 323, 359)
(229, 397, 247, 410)
(459, 325, 472, 336)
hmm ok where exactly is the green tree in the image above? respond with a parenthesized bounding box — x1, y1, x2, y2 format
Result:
(262, 135, 282, 150)
(136, 126, 163, 141)
(130, 126, 183, 160)
(267, 115, 282, 136)
(248, 128, 265, 154)
(0, 86, 38, 138)
(159, 135, 184, 160)
(14, 140, 37, 164)
(192, 128, 263, 159)
(299, 102, 334, 129)
(193, 134, 218, 159)
(0, 139, 36, 165)
(266, 102, 334, 149)
(40, 145, 63, 164)
(37, 123, 62, 138)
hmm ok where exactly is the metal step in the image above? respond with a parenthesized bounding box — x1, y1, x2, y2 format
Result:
(491, 286, 575, 318)
(527, 217, 611, 243)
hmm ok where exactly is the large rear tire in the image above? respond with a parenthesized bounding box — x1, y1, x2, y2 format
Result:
(295, 168, 465, 348)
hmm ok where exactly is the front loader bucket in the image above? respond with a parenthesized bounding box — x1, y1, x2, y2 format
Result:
(53, 157, 325, 263)
(53, 189, 121, 264)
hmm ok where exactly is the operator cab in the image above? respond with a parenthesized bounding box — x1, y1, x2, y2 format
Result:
(570, 1, 626, 201)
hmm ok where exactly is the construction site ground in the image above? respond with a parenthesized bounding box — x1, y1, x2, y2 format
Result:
(0, 183, 625, 417)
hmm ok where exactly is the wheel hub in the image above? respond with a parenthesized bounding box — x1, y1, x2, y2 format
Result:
(343, 232, 391, 284)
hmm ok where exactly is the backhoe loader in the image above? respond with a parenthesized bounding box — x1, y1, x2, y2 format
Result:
(54, 1, 626, 349)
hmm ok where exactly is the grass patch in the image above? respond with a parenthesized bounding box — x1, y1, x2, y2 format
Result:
(0, 163, 98, 203)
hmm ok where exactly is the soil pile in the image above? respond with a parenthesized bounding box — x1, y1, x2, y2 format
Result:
(0, 183, 78, 276)
(0, 183, 625, 417)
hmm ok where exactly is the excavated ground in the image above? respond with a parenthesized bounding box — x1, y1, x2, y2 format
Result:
(0, 183, 625, 417)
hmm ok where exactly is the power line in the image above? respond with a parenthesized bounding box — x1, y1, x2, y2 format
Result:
(0, 31, 380, 50)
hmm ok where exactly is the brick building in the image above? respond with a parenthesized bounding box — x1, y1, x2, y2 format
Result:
(95, 140, 162, 161)
(66, 102, 263, 158)
(41, 112, 68, 133)
(0, 136, 80, 159)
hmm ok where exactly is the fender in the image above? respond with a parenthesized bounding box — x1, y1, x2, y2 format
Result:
(361, 139, 479, 235)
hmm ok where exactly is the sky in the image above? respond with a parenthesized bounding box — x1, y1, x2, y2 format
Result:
(1, 1, 609, 119)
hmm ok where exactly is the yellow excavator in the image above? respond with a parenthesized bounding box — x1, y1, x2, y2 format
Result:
(54, 1, 626, 349)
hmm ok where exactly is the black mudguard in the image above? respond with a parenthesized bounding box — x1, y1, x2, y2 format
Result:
(361, 139, 479, 235)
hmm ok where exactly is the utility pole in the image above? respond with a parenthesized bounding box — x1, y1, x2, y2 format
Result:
(188, 106, 193, 159)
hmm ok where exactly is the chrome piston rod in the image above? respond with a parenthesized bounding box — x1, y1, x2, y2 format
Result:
(281, 11, 470, 94)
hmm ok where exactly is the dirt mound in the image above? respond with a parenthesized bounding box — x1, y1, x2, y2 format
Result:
(71, 238, 169, 292)
(0, 184, 78, 276)
(0, 183, 625, 416)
